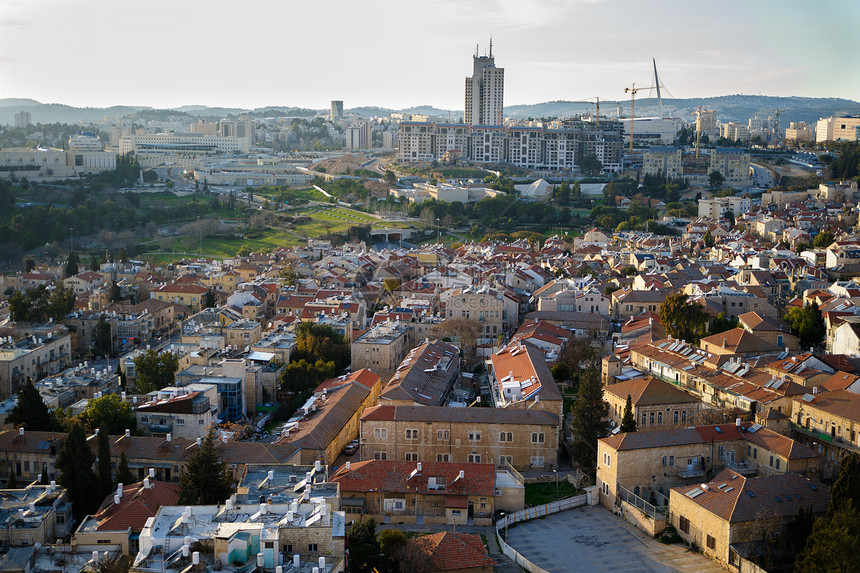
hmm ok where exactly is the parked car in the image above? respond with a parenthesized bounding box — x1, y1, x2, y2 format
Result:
(344, 440, 359, 455)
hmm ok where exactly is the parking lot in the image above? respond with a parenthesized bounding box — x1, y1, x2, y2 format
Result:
(504, 505, 726, 572)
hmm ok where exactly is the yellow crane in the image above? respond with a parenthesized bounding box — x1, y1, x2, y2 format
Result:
(624, 83, 641, 152)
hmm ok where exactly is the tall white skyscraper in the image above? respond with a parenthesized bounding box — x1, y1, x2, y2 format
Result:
(464, 40, 504, 126)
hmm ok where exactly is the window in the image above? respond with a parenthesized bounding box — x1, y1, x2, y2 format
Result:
(176, 418, 185, 426)
(641, 414, 647, 426)
(499, 432, 512, 442)
(668, 455, 674, 467)
(706, 535, 715, 550)
(499, 455, 512, 465)
(436, 429, 449, 440)
(753, 448, 757, 459)
(776, 458, 780, 470)
(674, 411, 679, 424)
(264, 542, 274, 549)
(770, 455, 774, 467)
(747, 445, 751, 456)
(657, 412, 663, 424)
(649, 413, 655, 425)
(662, 456, 667, 466)
(436, 454, 450, 462)
(718, 445, 726, 460)
(468, 431, 481, 441)
(283, 544, 292, 554)
(679, 515, 690, 534)
(56, 513, 65, 524)
(681, 410, 687, 423)
(531, 433, 545, 443)
(468, 454, 481, 463)
(405, 429, 419, 439)
(374, 452, 387, 460)
(603, 453, 611, 468)
(531, 456, 545, 467)
(308, 544, 318, 552)
(374, 428, 388, 439)
(405, 453, 418, 461)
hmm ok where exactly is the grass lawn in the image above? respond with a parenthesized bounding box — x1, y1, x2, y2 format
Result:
(524, 481, 580, 507)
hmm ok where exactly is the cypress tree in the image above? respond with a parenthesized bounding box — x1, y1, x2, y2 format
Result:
(570, 363, 610, 477)
(56, 421, 97, 521)
(178, 433, 233, 505)
(7, 378, 55, 431)
(115, 451, 135, 486)
(620, 394, 637, 433)
(97, 428, 113, 500)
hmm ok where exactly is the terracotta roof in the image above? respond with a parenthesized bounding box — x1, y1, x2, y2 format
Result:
(802, 390, 860, 423)
(603, 377, 700, 406)
(315, 368, 381, 393)
(820, 371, 860, 391)
(738, 312, 789, 333)
(700, 328, 781, 354)
(491, 342, 562, 403)
(331, 460, 495, 496)
(406, 532, 497, 571)
(93, 480, 181, 532)
(672, 469, 828, 523)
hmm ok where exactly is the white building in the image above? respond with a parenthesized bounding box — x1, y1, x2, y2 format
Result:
(815, 116, 860, 143)
(465, 42, 504, 126)
(68, 132, 103, 151)
(119, 133, 250, 156)
(698, 196, 751, 219)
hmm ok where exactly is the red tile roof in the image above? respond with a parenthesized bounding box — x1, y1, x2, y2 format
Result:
(406, 532, 497, 571)
(331, 460, 495, 496)
(93, 480, 181, 532)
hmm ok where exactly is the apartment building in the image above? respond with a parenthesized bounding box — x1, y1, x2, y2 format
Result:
(350, 320, 411, 376)
(642, 146, 683, 179)
(596, 422, 820, 511)
(441, 285, 518, 337)
(0, 326, 72, 399)
(135, 391, 214, 440)
(488, 342, 563, 420)
(465, 44, 504, 126)
(360, 405, 559, 470)
(603, 376, 702, 431)
(380, 339, 460, 406)
(815, 115, 860, 143)
(669, 470, 828, 569)
(697, 196, 751, 219)
(709, 147, 752, 188)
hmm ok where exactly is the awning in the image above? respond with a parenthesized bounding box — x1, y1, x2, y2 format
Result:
(446, 496, 469, 509)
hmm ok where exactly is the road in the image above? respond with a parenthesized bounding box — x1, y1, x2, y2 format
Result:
(750, 163, 774, 188)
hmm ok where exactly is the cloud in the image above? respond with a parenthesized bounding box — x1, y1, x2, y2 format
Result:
(0, 16, 30, 32)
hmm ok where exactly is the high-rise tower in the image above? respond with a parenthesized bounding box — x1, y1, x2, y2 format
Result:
(464, 39, 504, 126)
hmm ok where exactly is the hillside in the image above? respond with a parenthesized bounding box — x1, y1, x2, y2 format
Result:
(1, 95, 856, 127)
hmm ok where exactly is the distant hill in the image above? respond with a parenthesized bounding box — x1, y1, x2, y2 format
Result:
(1, 95, 856, 127)
(506, 95, 860, 125)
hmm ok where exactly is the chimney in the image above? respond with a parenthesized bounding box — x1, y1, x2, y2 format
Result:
(416, 462, 422, 472)
(345, 461, 351, 470)
(722, 338, 727, 348)
(149, 468, 155, 479)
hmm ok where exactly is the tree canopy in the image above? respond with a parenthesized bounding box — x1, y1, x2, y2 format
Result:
(80, 394, 136, 435)
(620, 394, 637, 433)
(133, 349, 179, 394)
(178, 433, 234, 505)
(659, 292, 709, 343)
(346, 519, 380, 572)
(56, 421, 98, 521)
(6, 378, 56, 431)
(784, 302, 826, 350)
(570, 363, 609, 476)
(8, 283, 75, 323)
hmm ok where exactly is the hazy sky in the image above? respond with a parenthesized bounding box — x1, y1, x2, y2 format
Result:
(1, 0, 857, 110)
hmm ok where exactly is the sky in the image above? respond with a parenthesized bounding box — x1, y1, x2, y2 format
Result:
(1, 0, 858, 111)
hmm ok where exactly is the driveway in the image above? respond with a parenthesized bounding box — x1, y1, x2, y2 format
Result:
(504, 505, 726, 573)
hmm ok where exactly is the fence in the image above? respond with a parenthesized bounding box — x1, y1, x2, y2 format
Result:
(495, 494, 588, 573)
(618, 486, 667, 519)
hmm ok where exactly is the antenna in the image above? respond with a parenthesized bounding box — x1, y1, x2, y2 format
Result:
(489, 35, 493, 58)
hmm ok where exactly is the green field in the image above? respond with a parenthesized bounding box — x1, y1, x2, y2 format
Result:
(524, 481, 580, 506)
(139, 205, 416, 263)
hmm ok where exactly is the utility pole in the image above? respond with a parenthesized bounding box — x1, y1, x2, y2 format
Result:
(624, 83, 641, 153)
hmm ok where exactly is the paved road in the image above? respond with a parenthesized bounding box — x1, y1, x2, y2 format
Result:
(505, 505, 726, 573)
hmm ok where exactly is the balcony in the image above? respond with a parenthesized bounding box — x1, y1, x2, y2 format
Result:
(726, 459, 757, 475)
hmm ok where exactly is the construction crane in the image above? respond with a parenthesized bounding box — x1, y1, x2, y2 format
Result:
(772, 107, 783, 147)
(624, 83, 641, 152)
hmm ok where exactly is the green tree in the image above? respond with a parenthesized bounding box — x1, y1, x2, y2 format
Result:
(378, 528, 407, 573)
(236, 244, 252, 258)
(579, 153, 603, 176)
(826, 454, 860, 520)
(97, 428, 113, 500)
(133, 349, 179, 394)
(56, 421, 98, 521)
(551, 362, 572, 384)
(703, 229, 715, 248)
(109, 280, 121, 303)
(115, 451, 136, 486)
(784, 302, 826, 350)
(813, 230, 835, 249)
(385, 170, 397, 185)
(7, 470, 18, 489)
(556, 181, 571, 206)
(94, 314, 113, 356)
(203, 289, 217, 309)
(80, 394, 136, 435)
(178, 433, 234, 505)
(620, 394, 637, 433)
(65, 251, 80, 278)
(24, 259, 35, 272)
(89, 255, 101, 272)
(794, 500, 860, 573)
(570, 363, 610, 476)
(709, 312, 737, 336)
(346, 519, 380, 573)
(7, 378, 55, 431)
(708, 171, 724, 190)
(659, 292, 709, 343)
